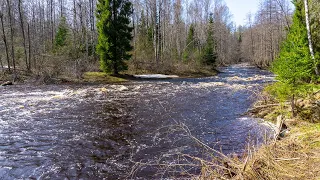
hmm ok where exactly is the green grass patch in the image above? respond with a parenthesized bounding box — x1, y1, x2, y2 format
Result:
(292, 123, 320, 149)
(82, 72, 127, 83)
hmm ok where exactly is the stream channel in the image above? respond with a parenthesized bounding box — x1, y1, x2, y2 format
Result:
(0, 64, 275, 179)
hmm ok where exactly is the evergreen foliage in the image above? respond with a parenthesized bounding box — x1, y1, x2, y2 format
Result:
(310, 0, 320, 77)
(183, 24, 196, 60)
(272, 0, 313, 85)
(96, 0, 133, 74)
(271, 0, 314, 115)
(186, 24, 195, 50)
(202, 15, 217, 66)
(55, 16, 68, 48)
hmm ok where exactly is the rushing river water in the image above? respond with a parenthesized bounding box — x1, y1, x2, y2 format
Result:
(0, 64, 275, 179)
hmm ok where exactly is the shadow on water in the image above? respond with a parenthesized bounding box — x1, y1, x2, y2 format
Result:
(0, 64, 275, 179)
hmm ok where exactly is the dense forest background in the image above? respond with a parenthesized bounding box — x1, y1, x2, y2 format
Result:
(0, 0, 319, 79)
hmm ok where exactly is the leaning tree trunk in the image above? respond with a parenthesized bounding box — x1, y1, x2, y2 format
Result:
(18, 0, 29, 71)
(304, 0, 319, 76)
(0, 12, 11, 72)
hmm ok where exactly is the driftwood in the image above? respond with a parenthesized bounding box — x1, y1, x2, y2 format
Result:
(314, 90, 320, 95)
(248, 103, 290, 112)
(275, 115, 288, 140)
(1, 81, 13, 86)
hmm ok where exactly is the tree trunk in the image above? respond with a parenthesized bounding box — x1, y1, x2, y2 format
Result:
(18, 0, 29, 71)
(89, 0, 95, 57)
(0, 55, 3, 71)
(51, 0, 54, 48)
(73, 0, 77, 53)
(152, 0, 158, 64)
(85, 4, 89, 59)
(304, 0, 319, 75)
(0, 12, 11, 72)
(112, 0, 118, 75)
(59, 0, 64, 17)
(6, 0, 16, 74)
(27, 23, 32, 71)
(291, 94, 296, 117)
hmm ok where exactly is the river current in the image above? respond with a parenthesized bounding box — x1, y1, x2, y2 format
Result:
(0, 64, 275, 179)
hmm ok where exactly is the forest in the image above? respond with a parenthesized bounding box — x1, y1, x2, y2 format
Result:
(1, 0, 320, 178)
(1, 0, 318, 79)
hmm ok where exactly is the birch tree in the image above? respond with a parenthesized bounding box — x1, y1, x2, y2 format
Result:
(303, 0, 319, 75)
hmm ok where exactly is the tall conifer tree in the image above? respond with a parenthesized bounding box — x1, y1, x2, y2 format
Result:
(96, 0, 133, 74)
(271, 0, 313, 116)
(55, 16, 69, 48)
(203, 14, 217, 66)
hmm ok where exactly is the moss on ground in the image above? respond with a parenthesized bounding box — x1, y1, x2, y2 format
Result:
(293, 123, 320, 149)
(82, 72, 127, 83)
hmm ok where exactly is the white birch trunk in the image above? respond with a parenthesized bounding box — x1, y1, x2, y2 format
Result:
(304, 0, 319, 75)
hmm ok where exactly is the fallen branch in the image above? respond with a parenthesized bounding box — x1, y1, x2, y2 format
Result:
(247, 103, 290, 113)
(274, 157, 300, 161)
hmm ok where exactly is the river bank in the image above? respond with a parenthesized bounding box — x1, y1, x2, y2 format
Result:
(0, 66, 218, 85)
(199, 86, 320, 179)
(239, 88, 320, 179)
(200, 121, 320, 179)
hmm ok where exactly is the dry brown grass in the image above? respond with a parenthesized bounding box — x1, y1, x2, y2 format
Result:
(235, 122, 320, 180)
(217, 88, 320, 180)
(192, 122, 320, 180)
(126, 60, 217, 77)
(129, 121, 320, 179)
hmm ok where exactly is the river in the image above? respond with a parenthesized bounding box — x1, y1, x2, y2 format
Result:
(0, 64, 275, 179)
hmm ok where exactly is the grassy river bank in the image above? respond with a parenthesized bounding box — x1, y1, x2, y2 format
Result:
(198, 86, 320, 179)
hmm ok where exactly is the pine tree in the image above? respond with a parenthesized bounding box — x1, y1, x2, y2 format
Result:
(202, 14, 217, 66)
(55, 16, 68, 48)
(271, 0, 313, 116)
(96, 0, 133, 75)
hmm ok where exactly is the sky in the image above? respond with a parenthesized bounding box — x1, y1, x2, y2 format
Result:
(224, 0, 260, 26)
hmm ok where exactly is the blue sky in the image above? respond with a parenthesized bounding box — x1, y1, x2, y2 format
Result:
(224, 0, 260, 26)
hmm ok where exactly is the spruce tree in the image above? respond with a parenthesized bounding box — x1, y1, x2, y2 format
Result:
(271, 0, 313, 116)
(202, 14, 217, 67)
(183, 24, 195, 60)
(96, 0, 133, 75)
(55, 16, 68, 48)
